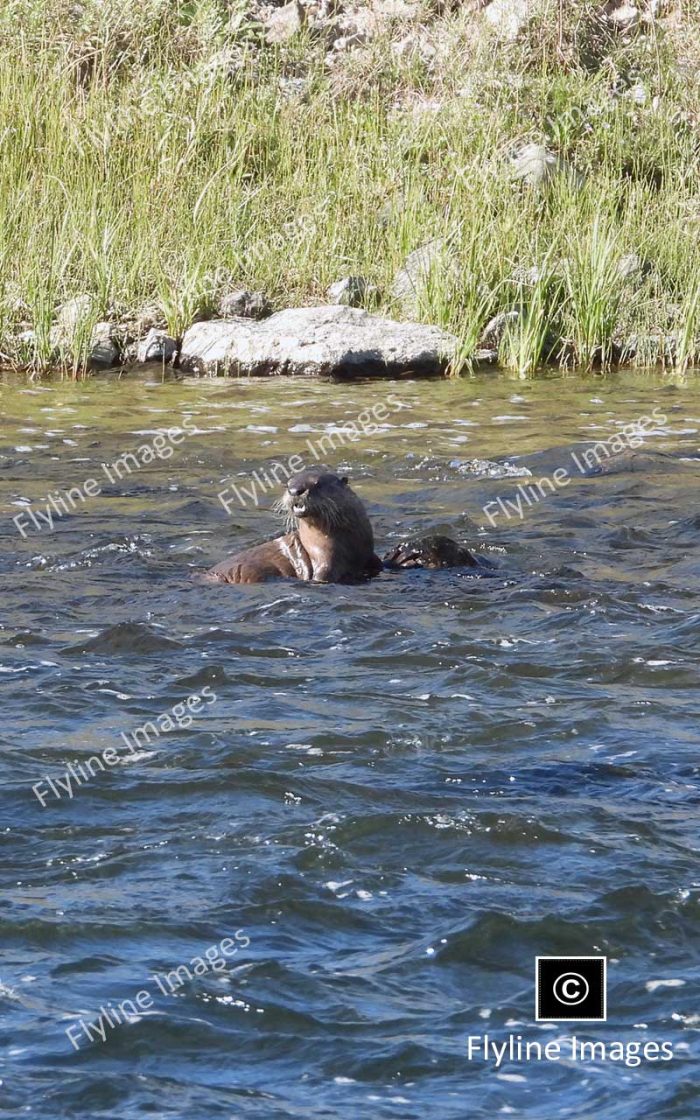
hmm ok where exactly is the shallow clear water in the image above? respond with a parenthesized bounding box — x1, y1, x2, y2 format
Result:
(1, 370, 699, 1119)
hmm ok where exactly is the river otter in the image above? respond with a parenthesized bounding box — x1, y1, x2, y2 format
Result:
(382, 534, 481, 570)
(203, 468, 480, 584)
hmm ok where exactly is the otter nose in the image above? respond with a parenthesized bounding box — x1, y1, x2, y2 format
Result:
(288, 482, 308, 498)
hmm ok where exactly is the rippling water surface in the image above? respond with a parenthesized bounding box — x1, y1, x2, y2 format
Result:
(1, 370, 698, 1119)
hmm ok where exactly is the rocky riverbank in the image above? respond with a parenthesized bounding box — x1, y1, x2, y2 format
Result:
(1, 0, 698, 376)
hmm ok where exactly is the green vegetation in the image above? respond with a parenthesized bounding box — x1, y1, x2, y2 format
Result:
(0, 0, 699, 374)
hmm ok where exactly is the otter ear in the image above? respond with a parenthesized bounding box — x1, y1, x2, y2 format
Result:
(339, 477, 348, 486)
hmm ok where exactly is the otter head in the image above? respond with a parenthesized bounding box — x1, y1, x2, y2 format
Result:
(279, 469, 350, 527)
(277, 467, 378, 580)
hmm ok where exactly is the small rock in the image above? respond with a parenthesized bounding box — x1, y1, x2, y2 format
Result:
(617, 253, 646, 283)
(265, 1, 305, 44)
(480, 310, 520, 348)
(277, 76, 309, 100)
(392, 239, 455, 318)
(218, 289, 272, 320)
(329, 30, 368, 53)
(511, 143, 585, 190)
(136, 328, 177, 364)
(56, 294, 94, 340)
(199, 48, 243, 81)
(509, 264, 547, 287)
(603, 1, 641, 31)
(472, 348, 500, 366)
(483, 0, 544, 40)
(89, 322, 120, 370)
(327, 276, 377, 307)
(134, 303, 167, 334)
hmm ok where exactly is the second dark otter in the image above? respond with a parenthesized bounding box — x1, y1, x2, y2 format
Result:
(382, 534, 481, 570)
(203, 469, 480, 585)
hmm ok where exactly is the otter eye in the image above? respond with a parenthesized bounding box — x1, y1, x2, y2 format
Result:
(339, 477, 348, 487)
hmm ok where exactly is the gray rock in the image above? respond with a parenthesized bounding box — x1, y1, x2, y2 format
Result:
(392, 239, 454, 317)
(480, 310, 520, 348)
(179, 305, 457, 378)
(136, 328, 177, 364)
(218, 289, 272, 320)
(617, 252, 653, 284)
(603, 2, 641, 31)
(265, 1, 305, 44)
(134, 303, 167, 334)
(277, 76, 309, 100)
(509, 264, 547, 287)
(629, 82, 648, 105)
(511, 143, 585, 190)
(483, 0, 541, 40)
(472, 348, 500, 366)
(55, 294, 94, 340)
(88, 322, 120, 370)
(617, 252, 642, 281)
(327, 276, 377, 307)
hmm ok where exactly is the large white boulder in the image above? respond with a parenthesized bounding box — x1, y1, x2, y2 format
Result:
(179, 305, 457, 378)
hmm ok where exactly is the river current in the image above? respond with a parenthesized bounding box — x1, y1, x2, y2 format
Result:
(1, 370, 698, 1118)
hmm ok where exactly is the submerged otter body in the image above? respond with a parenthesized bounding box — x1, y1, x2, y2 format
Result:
(203, 469, 481, 585)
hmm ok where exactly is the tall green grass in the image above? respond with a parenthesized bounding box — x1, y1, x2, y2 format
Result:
(499, 265, 563, 378)
(0, 0, 698, 373)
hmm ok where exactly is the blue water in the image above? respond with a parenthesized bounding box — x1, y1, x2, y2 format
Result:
(1, 372, 698, 1118)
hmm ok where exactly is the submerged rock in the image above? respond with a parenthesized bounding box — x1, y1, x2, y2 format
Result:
(179, 305, 457, 378)
(450, 457, 533, 479)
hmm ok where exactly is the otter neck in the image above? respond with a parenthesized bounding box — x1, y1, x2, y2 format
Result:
(296, 514, 373, 581)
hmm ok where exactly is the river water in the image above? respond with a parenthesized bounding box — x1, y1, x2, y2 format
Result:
(1, 370, 698, 1119)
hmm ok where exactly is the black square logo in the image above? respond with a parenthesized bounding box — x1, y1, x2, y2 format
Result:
(536, 957, 607, 1021)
